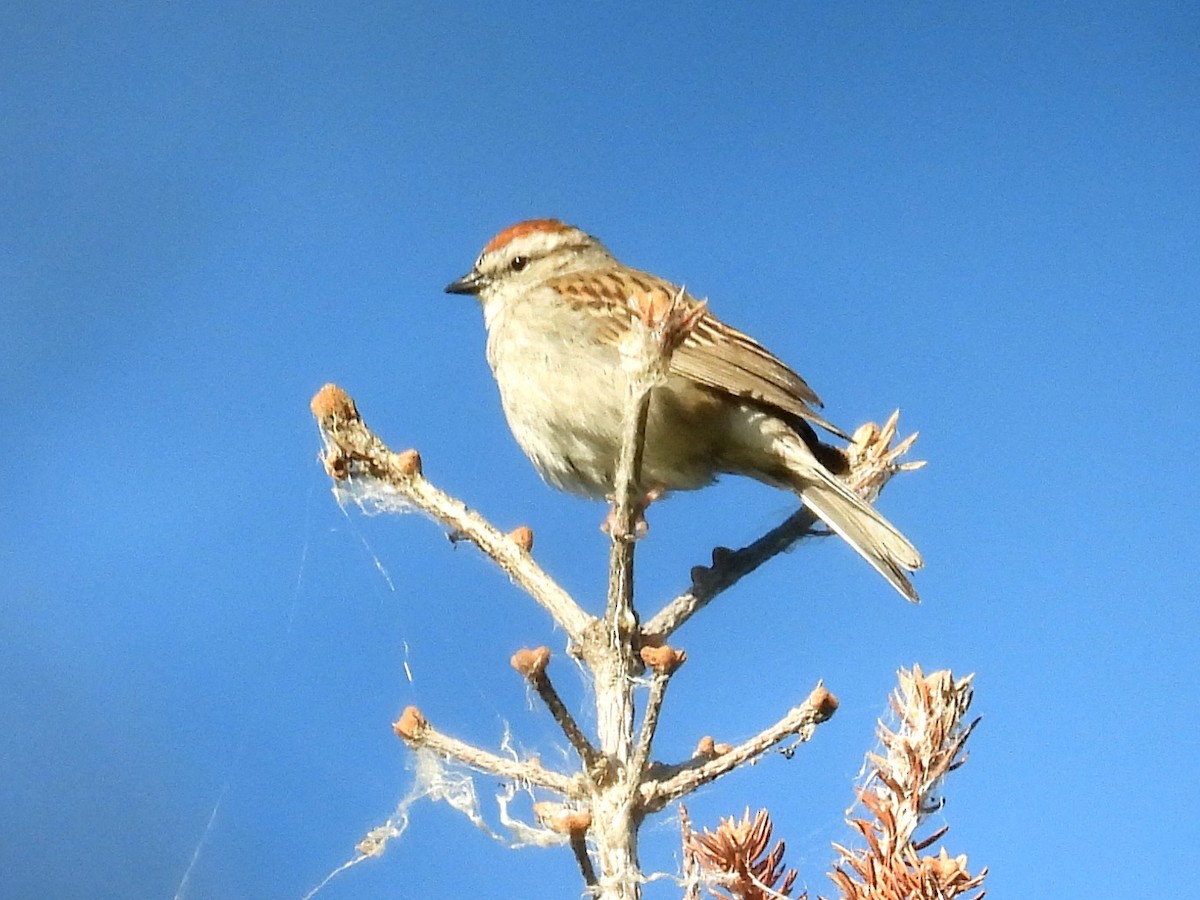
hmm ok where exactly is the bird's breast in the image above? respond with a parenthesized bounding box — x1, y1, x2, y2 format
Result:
(483, 294, 730, 497)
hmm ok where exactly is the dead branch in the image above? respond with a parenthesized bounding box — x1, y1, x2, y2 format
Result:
(311, 384, 594, 645)
(511, 647, 602, 776)
(392, 706, 583, 799)
(643, 413, 923, 643)
(641, 684, 839, 813)
(311, 369, 930, 900)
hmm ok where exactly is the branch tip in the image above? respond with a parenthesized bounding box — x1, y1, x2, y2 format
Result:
(395, 448, 422, 476)
(310, 383, 357, 423)
(693, 736, 733, 758)
(639, 644, 686, 675)
(534, 801, 592, 836)
(507, 525, 535, 552)
(393, 706, 428, 743)
(807, 685, 839, 721)
(511, 646, 552, 679)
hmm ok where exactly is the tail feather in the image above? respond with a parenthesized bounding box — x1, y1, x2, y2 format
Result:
(795, 469, 924, 603)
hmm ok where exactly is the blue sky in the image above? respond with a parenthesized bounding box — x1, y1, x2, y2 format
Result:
(2, 2, 1198, 897)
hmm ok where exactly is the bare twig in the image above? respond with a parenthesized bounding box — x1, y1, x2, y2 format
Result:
(534, 802, 597, 887)
(512, 648, 602, 775)
(641, 685, 839, 813)
(628, 647, 685, 784)
(392, 706, 583, 799)
(572, 831, 600, 889)
(311, 384, 595, 644)
(586, 286, 705, 900)
(643, 412, 923, 642)
(605, 285, 703, 623)
(629, 674, 668, 781)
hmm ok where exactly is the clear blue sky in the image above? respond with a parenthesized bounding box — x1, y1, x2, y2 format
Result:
(3, 2, 1198, 898)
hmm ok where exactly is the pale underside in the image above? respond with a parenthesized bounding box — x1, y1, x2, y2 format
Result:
(484, 265, 837, 497)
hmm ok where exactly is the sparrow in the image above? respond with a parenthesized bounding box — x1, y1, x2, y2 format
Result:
(446, 219, 922, 601)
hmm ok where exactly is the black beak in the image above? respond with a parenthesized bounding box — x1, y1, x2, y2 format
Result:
(445, 268, 488, 296)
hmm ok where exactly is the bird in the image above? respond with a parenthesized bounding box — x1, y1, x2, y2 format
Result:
(445, 218, 922, 601)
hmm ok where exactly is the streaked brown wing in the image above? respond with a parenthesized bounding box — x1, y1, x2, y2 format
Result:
(548, 266, 848, 439)
(674, 311, 849, 439)
(627, 270, 847, 439)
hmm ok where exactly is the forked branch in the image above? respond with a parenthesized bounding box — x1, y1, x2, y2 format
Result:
(641, 684, 839, 813)
(310, 368, 919, 900)
(311, 384, 594, 644)
(643, 414, 923, 643)
(392, 705, 583, 799)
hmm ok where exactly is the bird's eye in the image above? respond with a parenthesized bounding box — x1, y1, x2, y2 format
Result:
(511, 256, 529, 272)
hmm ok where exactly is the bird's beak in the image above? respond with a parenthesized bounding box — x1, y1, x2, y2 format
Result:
(445, 268, 489, 296)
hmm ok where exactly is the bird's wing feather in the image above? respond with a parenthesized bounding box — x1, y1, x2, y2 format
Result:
(635, 271, 848, 439)
(547, 266, 848, 439)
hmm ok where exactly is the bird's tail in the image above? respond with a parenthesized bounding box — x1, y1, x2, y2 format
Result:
(788, 461, 924, 602)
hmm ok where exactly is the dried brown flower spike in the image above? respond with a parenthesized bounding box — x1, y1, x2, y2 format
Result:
(827, 666, 985, 900)
(689, 808, 799, 900)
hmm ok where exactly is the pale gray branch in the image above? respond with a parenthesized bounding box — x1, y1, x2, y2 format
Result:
(604, 287, 697, 623)
(393, 706, 583, 798)
(311, 384, 594, 645)
(585, 287, 704, 900)
(628, 670, 670, 785)
(530, 669, 602, 775)
(642, 508, 821, 644)
(642, 412, 922, 642)
(640, 684, 838, 813)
